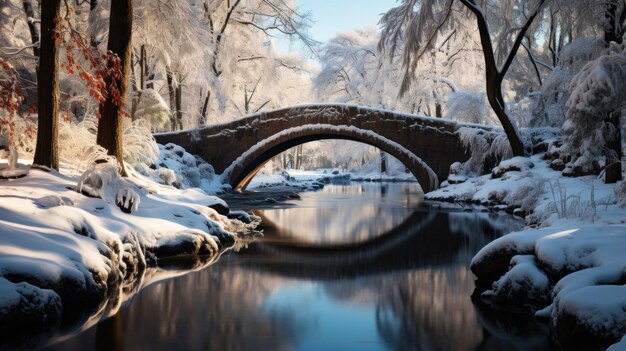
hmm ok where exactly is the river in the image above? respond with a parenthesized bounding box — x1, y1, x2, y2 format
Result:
(43, 182, 552, 351)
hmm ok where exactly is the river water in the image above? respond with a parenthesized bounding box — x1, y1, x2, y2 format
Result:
(44, 182, 552, 351)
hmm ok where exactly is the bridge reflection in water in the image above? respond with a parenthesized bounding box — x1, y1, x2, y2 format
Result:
(49, 184, 552, 351)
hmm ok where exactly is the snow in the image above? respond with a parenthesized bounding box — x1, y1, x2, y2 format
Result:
(607, 335, 626, 351)
(134, 88, 170, 130)
(428, 153, 625, 226)
(0, 151, 259, 339)
(483, 255, 550, 305)
(434, 138, 626, 348)
(134, 143, 228, 195)
(557, 284, 626, 338)
(155, 103, 466, 137)
(221, 123, 439, 191)
(472, 224, 626, 346)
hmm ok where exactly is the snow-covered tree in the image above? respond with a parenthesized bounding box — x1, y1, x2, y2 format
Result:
(379, 0, 550, 156)
(562, 42, 625, 179)
(447, 91, 490, 124)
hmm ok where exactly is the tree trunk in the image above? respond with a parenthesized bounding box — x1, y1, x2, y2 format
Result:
(175, 83, 182, 130)
(605, 111, 623, 183)
(130, 51, 139, 120)
(146, 73, 155, 89)
(295, 144, 303, 169)
(200, 90, 210, 126)
(89, 0, 99, 48)
(604, 2, 622, 45)
(96, 0, 133, 175)
(22, 0, 39, 58)
(140, 44, 146, 90)
(165, 66, 176, 131)
(460, 0, 531, 157)
(380, 151, 387, 174)
(33, 0, 61, 169)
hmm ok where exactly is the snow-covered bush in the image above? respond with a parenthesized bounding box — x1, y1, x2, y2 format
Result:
(529, 69, 571, 127)
(157, 167, 178, 186)
(133, 89, 170, 130)
(134, 143, 224, 194)
(457, 127, 513, 174)
(122, 119, 160, 166)
(562, 44, 626, 173)
(59, 116, 159, 170)
(504, 178, 545, 214)
(78, 161, 142, 213)
(59, 117, 98, 167)
(447, 90, 489, 124)
(528, 37, 605, 128)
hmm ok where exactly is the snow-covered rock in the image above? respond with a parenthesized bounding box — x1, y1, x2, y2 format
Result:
(0, 159, 259, 345)
(483, 255, 550, 307)
(491, 157, 534, 179)
(472, 225, 626, 349)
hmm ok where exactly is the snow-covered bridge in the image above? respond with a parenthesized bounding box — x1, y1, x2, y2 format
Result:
(155, 104, 476, 192)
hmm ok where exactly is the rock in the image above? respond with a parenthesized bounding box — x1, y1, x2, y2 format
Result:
(562, 164, 574, 177)
(209, 202, 229, 215)
(447, 174, 467, 184)
(491, 166, 505, 179)
(604, 162, 622, 184)
(35, 195, 74, 208)
(0, 278, 62, 349)
(553, 301, 625, 351)
(492, 157, 534, 179)
(115, 188, 139, 214)
(471, 245, 535, 283)
(483, 255, 550, 307)
(550, 159, 566, 171)
(227, 211, 253, 224)
(449, 161, 464, 175)
(152, 232, 219, 260)
(153, 235, 200, 259)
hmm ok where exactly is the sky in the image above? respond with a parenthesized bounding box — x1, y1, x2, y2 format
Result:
(274, 0, 398, 58)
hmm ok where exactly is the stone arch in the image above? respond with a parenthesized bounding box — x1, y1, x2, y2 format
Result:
(221, 124, 439, 192)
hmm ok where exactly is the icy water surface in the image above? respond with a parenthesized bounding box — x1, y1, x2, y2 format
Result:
(45, 182, 553, 351)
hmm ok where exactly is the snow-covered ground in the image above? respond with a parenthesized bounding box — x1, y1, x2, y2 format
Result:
(428, 153, 626, 349)
(248, 153, 416, 190)
(0, 150, 259, 347)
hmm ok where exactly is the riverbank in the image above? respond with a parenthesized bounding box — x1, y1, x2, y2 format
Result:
(0, 157, 259, 349)
(427, 153, 626, 350)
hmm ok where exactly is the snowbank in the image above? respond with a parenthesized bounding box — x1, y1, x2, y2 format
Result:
(432, 146, 626, 349)
(0, 155, 259, 347)
(472, 225, 626, 350)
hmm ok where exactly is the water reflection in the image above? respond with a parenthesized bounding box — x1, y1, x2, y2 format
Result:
(259, 183, 422, 245)
(46, 183, 553, 351)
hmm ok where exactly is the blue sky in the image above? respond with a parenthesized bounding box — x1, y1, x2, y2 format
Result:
(274, 0, 398, 56)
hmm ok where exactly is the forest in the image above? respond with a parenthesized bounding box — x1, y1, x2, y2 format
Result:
(0, 0, 625, 350)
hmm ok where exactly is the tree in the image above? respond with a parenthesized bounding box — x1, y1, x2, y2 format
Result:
(562, 44, 625, 181)
(33, 0, 62, 169)
(21, 0, 39, 58)
(96, 0, 133, 174)
(379, 0, 549, 156)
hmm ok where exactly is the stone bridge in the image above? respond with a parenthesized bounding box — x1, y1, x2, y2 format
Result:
(154, 104, 480, 192)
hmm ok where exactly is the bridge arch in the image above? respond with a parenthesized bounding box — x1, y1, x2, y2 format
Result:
(155, 104, 475, 194)
(221, 124, 439, 192)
